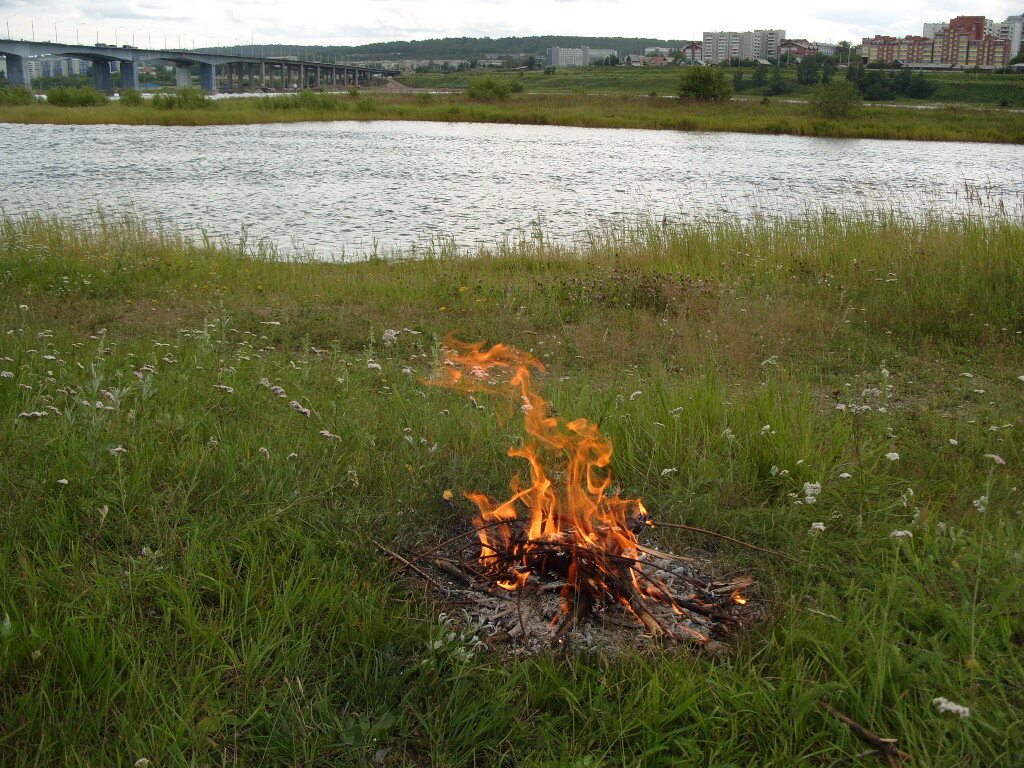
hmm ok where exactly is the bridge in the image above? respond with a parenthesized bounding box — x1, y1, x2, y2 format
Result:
(0, 39, 397, 93)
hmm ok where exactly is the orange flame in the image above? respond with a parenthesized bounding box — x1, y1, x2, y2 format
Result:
(430, 336, 662, 606)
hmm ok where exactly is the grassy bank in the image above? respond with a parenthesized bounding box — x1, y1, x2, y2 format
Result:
(1, 212, 1023, 766)
(1, 90, 1022, 143)
(400, 67, 1024, 107)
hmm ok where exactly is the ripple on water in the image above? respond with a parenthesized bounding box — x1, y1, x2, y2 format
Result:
(0, 120, 1022, 259)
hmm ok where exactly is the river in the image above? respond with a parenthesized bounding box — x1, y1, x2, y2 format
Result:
(1, 120, 1021, 258)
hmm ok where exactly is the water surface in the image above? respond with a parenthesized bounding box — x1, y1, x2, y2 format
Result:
(1, 120, 1020, 257)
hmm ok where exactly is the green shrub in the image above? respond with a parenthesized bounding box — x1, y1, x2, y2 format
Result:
(0, 86, 35, 106)
(466, 76, 520, 101)
(677, 66, 732, 101)
(151, 87, 210, 110)
(46, 87, 108, 107)
(119, 89, 144, 106)
(810, 79, 862, 119)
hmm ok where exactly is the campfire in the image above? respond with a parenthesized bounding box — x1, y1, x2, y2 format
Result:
(382, 336, 755, 648)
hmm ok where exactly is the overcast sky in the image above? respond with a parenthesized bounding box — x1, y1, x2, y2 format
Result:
(1, 0, 1020, 49)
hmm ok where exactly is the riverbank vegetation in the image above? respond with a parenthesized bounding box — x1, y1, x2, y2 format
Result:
(1, 211, 1023, 765)
(400, 65, 1024, 107)
(0, 89, 1021, 143)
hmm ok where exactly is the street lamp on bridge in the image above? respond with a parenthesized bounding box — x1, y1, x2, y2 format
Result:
(30, 16, 40, 40)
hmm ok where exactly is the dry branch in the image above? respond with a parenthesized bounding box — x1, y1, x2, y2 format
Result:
(650, 521, 829, 570)
(819, 701, 912, 767)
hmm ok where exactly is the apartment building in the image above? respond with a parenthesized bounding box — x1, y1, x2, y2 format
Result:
(701, 30, 785, 64)
(546, 46, 617, 67)
(862, 15, 1015, 69)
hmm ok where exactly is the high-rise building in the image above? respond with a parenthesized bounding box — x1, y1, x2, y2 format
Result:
(922, 23, 949, 39)
(701, 30, 785, 63)
(992, 15, 1024, 57)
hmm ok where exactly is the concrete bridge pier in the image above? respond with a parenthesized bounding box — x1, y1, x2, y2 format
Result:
(120, 61, 139, 91)
(175, 65, 192, 88)
(4, 54, 30, 88)
(200, 62, 215, 91)
(91, 61, 113, 92)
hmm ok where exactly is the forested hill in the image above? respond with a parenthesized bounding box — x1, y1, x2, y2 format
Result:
(196, 36, 689, 61)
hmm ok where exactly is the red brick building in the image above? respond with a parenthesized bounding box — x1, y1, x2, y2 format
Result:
(861, 15, 1011, 68)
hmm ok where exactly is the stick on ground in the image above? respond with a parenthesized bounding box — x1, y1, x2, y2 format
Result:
(650, 521, 829, 570)
(818, 701, 912, 767)
(372, 540, 443, 591)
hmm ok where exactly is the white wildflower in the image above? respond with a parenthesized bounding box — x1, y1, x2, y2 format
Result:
(470, 365, 489, 380)
(721, 428, 735, 441)
(972, 496, 988, 512)
(1, 371, 14, 378)
(18, 304, 28, 311)
(890, 530, 913, 538)
(289, 400, 311, 417)
(983, 453, 1006, 465)
(213, 384, 233, 393)
(367, 362, 382, 371)
(109, 445, 128, 456)
(135, 760, 151, 768)
(885, 452, 900, 461)
(760, 424, 772, 435)
(260, 321, 281, 326)
(17, 411, 47, 419)
(932, 697, 970, 718)
(803, 482, 822, 504)
(382, 328, 399, 345)
(402, 366, 413, 375)
(259, 447, 270, 458)
(839, 472, 852, 479)
(629, 391, 642, 401)
(660, 467, 678, 477)
(770, 465, 780, 476)
(809, 522, 826, 534)
(287, 452, 298, 460)
(57, 478, 68, 485)
(319, 430, 341, 440)
(949, 439, 958, 446)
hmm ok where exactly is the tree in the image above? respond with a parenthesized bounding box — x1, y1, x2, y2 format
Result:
(752, 64, 768, 87)
(796, 54, 822, 85)
(677, 66, 732, 100)
(766, 68, 792, 95)
(809, 79, 861, 119)
(732, 70, 744, 91)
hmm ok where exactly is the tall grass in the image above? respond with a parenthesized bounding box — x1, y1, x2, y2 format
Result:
(1, 212, 1022, 766)
(1, 91, 1021, 143)
(45, 86, 108, 107)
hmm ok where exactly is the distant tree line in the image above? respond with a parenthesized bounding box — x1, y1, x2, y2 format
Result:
(197, 36, 688, 62)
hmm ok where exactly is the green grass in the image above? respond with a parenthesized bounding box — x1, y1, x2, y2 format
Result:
(401, 66, 1024, 106)
(1, 211, 1023, 766)
(0, 90, 1022, 143)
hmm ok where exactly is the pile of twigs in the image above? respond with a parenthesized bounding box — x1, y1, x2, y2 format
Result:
(375, 517, 761, 647)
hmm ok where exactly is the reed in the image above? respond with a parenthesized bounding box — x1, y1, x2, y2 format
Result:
(1, 211, 1022, 765)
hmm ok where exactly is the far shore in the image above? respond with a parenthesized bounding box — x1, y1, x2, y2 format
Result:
(1, 90, 1021, 144)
